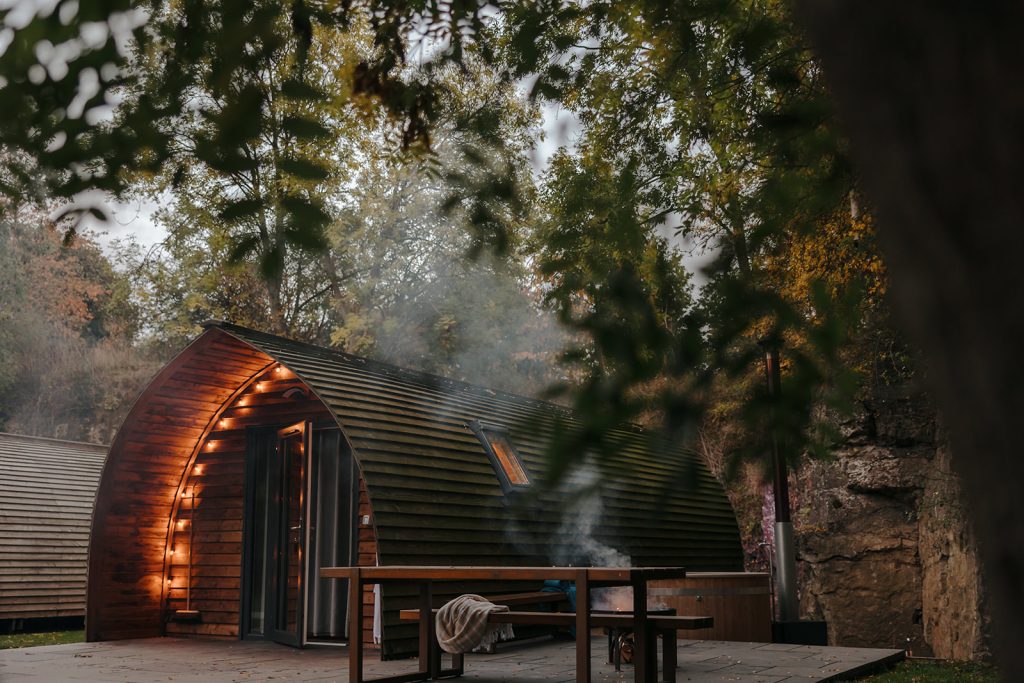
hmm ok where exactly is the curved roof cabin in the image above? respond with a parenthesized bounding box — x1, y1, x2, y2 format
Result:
(87, 322, 742, 656)
(0, 432, 106, 625)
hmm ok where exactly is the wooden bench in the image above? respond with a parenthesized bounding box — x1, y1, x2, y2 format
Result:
(473, 591, 570, 651)
(400, 608, 712, 682)
(486, 590, 569, 607)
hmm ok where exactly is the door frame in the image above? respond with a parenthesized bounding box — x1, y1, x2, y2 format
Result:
(304, 426, 361, 644)
(240, 421, 312, 646)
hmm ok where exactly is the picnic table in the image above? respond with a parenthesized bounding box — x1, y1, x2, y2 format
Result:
(320, 565, 688, 683)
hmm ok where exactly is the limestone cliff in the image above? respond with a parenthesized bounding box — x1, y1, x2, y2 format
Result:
(714, 388, 992, 659)
(787, 391, 990, 659)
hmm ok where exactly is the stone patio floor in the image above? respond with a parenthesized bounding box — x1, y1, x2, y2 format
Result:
(0, 636, 904, 683)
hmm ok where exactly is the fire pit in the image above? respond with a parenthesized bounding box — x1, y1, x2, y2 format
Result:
(593, 607, 677, 670)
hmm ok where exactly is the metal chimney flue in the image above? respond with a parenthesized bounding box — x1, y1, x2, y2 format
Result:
(761, 341, 799, 623)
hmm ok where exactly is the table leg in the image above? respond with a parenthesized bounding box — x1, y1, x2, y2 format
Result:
(576, 569, 591, 683)
(661, 629, 676, 682)
(349, 569, 363, 683)
(418, 582, 435, 678)
(632, 579, 654, 683)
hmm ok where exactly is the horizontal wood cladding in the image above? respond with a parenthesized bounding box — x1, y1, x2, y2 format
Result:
(165, 368, 332, 639)
(0, 432, 107, 620)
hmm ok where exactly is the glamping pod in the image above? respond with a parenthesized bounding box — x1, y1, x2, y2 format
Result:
(0, 432, 107, 629)
(87, 322, 743, 656)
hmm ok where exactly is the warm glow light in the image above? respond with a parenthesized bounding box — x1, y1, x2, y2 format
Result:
(255, 382, 265, 392)
(194, 465, 204, 475)
(177, 520, 184, 528)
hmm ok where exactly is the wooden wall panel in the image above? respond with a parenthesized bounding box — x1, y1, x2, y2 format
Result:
(87, 332, 273, 641)
(165, 368, 332, 639)
(88, 328, 380, 645)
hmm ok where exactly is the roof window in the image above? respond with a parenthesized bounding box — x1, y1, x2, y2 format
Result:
(470, 421, 530, 493)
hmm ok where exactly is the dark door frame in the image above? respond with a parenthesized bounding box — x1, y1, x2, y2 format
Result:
(265, 421, 311, 647)
(241, 421, 359, 646)
(240, 421, 311, 646)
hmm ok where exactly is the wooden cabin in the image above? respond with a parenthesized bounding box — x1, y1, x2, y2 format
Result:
(87, 322, 745, 657)
(0, 432, 107, 630)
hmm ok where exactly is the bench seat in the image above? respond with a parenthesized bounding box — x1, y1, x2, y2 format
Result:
(399, 608, 713, 631)
(485, 590, 568, 606)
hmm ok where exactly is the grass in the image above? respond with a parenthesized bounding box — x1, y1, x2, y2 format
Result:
(857, 659, 1001, 683)
(0, 630, 85, 649)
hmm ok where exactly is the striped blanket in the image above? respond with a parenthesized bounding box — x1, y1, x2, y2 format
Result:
(435, 594, 515, 654)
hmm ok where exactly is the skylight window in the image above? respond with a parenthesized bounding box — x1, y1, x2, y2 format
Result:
(470, 421, 531, 493)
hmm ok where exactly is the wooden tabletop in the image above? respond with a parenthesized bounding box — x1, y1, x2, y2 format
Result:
(320, 565, 686, 582)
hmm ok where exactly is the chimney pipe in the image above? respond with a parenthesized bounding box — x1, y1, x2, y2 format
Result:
(760, 341, 799, 623)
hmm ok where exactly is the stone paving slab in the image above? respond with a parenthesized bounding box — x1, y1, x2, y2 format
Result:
(0, 637, 904, 682)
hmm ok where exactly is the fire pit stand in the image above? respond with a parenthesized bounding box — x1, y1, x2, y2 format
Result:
(595, 607, 677, 671)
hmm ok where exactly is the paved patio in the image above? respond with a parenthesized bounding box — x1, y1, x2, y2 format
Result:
(0, 637, 904, 682)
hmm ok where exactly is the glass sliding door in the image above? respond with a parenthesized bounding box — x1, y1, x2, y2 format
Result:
(243, 430, 275, 637)
(305, 429, 358, 643)
(243, 422, 310, 646)
(243, 423, 357, 646)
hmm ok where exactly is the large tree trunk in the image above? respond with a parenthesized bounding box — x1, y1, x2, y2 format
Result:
(794, 2, 1024, 675)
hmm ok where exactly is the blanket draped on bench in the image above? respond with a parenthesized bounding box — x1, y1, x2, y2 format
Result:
(435, 594, 515, 654)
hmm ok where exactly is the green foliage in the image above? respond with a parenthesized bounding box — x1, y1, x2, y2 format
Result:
(1, 0, 354, 265)
(855, 660, 1001, 683)
(507, 0, 876, 481)
(1, 0, 901, 486)
(0, 630, 85, 650)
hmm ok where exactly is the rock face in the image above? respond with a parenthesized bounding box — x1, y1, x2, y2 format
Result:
(918, 443, 990, 660)
(787, 390, 989, 659)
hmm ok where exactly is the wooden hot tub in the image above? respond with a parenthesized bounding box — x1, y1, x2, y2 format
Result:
(649, 572, 772, 642)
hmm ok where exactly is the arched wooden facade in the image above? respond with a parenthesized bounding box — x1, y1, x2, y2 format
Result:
(87, 322, 742, 656)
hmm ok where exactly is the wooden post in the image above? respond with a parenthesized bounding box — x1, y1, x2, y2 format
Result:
(418, 581, 435, 678)
(661, 629, 677, 683)
(349, 568, 363, 683)
(576, 569, 591, 683)
(632, 576, 652, 683)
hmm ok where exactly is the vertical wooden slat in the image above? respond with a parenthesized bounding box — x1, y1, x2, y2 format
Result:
(576, 569, 590, 683)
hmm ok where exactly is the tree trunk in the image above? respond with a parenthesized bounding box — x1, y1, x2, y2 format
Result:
(266, 274, 287, 335)
(794, 2, 1024, 674)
